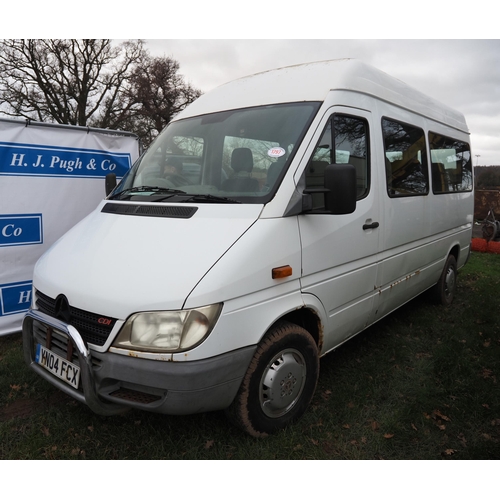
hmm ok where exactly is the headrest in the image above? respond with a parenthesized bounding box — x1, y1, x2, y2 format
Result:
(165, 157, 183, 171)
(231, 148, 253, 173)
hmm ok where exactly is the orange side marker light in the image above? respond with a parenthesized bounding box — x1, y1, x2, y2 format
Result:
(272, 265, 293, 279)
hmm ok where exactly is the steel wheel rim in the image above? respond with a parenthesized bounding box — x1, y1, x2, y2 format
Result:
(444, 265, 456, 299)
(259, 348, 307, 418)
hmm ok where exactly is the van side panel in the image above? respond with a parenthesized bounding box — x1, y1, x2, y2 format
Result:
(374, 105, 473, 319)
(294, 92, 472, 353)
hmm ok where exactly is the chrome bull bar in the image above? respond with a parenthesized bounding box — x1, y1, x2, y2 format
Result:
(22, 309, 126, 416)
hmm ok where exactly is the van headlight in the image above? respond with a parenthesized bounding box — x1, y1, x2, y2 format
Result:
(112, 304, 222, 353)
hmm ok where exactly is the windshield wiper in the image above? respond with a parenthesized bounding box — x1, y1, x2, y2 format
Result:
(179, 193, 242, 204)
(111, 187, 241, 204)
(110, 186, 187, 200)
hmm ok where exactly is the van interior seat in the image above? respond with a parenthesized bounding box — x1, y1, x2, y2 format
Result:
(431, 162, 448, 192)
(306, 161, 329, 187)
(266, 158, 285, 188)
(222, 148, 260, 192)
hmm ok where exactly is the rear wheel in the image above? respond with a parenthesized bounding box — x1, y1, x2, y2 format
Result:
(431, 254, 457, 306)
(226, 321, 319, 437)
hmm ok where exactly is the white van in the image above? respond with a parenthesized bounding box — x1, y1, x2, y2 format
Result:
(23, 59, 474, 436)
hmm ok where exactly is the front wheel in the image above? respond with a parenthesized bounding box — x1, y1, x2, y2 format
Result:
(226, 321, 319, 437)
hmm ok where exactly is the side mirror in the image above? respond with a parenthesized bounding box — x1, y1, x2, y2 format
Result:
(324, 164, 357, 214)
(105, 173, 117, 196)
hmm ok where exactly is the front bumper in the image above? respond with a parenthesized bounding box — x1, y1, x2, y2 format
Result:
(23, 309, 256, 416)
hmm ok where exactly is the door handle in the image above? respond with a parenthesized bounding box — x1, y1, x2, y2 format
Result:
(363, 221, 379, 230)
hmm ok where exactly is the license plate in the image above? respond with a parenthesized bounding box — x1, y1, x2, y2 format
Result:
(35, 344, 80, 389)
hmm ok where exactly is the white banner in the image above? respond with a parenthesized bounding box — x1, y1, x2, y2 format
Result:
(0, 118, 140, 336)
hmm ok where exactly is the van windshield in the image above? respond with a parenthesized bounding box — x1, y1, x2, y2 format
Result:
(110, 102, 320, 203)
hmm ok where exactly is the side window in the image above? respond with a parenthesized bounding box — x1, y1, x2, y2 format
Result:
(382, 118, 429, 197)
(305, 114, 369, 210)
(429, 132, 472, 193)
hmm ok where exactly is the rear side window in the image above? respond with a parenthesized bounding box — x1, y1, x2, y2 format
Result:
(382, 118, 429, 197)
(429, 132, 472, 193)
(305, 114, 369, 210)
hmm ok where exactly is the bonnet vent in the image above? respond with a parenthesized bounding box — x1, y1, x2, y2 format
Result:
(102, 203, 198, 219)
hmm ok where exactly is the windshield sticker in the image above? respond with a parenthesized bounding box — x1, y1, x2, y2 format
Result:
(267, 147, 286, 158)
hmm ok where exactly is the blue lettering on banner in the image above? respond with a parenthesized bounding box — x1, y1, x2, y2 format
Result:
(0, 214, 43, 247)
(0, 280, 32, 316)
(0, 141, 132, 179)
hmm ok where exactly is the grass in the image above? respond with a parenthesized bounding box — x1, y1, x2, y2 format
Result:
(1, 251, 499, 460)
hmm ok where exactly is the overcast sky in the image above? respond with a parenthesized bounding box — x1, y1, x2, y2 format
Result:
(145, 39, 500, 166)
(9, 2, 498, 166)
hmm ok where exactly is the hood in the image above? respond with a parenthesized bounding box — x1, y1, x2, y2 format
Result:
(34, 200, 262, 319)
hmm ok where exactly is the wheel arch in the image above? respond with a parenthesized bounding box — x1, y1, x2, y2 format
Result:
(450, 237, 471, 269)
(449, 243, 460, 263)
(267, 306, 324, 354)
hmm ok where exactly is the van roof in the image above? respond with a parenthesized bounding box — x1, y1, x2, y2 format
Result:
(175, 59, 468, 133)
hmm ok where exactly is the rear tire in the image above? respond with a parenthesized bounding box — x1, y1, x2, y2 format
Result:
(431, 254, 457, 306)
(226, 321, 319, 437)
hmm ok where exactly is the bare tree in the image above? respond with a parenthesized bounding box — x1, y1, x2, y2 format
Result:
(0, 39, 146, 128)
(127, 55, 202, 144)
(0, 39, 202, 144)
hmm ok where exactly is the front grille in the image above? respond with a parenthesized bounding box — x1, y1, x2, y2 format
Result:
(32, 319, 79, 366)
(32, 319, 101, 379)
(35, 291, 117, 347)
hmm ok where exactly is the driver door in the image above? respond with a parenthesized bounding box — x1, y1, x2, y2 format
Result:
(298, 107, 380, 353)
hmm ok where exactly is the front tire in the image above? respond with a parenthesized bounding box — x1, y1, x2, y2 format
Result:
(226, 321, 319, 437)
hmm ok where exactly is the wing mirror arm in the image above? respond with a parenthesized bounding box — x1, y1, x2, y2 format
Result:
(105, 173, 117, 197)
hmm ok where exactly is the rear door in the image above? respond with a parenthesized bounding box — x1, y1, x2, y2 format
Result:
(298, 107, 380, 353)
